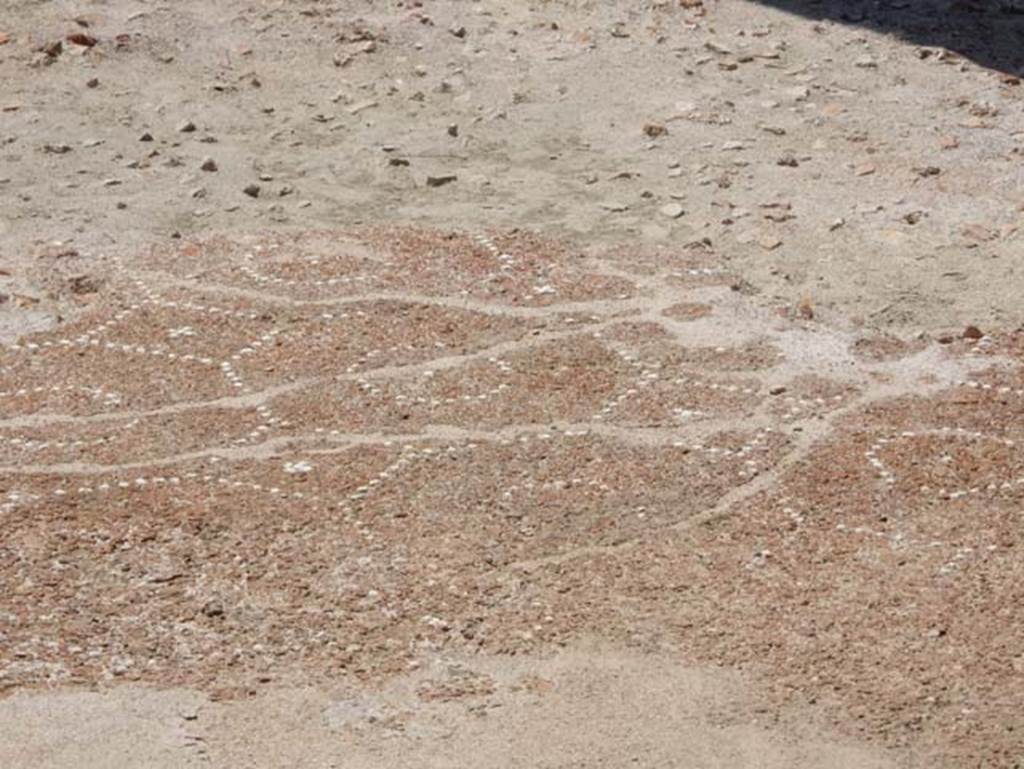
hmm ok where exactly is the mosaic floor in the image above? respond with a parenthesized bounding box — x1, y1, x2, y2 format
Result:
(1, 229, 1021, 765)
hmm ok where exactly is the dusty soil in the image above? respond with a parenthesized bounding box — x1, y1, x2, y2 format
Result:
(1, 1, 1023, 768)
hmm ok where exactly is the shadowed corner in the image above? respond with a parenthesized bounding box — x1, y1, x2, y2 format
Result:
(745, 0, 1024, 77)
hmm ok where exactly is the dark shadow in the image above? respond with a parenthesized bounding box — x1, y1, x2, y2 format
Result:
(749, 0, 1024, 77)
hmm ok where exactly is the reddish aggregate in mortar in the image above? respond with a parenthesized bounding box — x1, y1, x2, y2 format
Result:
(0, 228, 1022, 767)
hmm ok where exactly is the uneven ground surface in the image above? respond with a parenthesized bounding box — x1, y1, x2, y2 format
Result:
(2, 228, 1023, 767)
(2, 0, 1024, 336)
(1, 1, 1023, 768)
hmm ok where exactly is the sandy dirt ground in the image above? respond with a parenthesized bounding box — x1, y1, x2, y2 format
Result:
(1, 1, 1023, 767)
